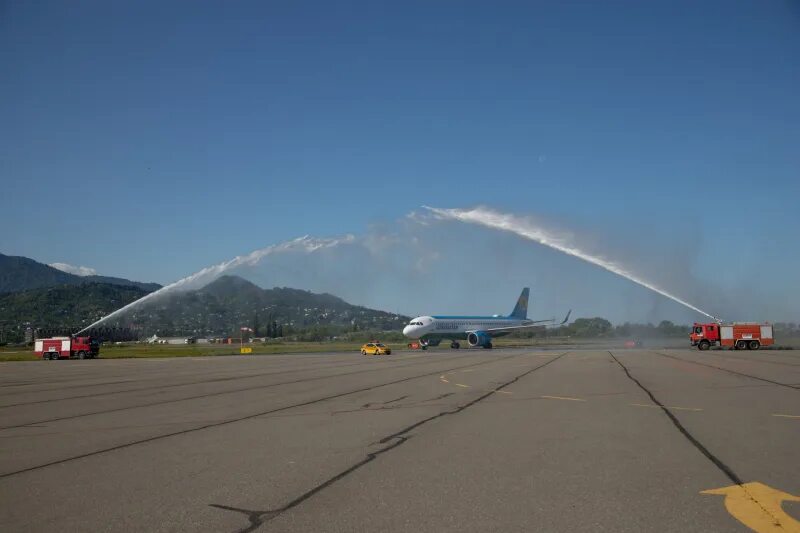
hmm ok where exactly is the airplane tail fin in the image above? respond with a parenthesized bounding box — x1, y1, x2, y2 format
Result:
(509, 288, 529, 319)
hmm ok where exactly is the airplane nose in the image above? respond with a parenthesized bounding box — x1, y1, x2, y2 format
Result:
(402, 325, 411, 336)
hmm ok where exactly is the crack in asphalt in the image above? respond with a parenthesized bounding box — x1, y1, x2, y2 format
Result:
(426, 392, 454, 401)
(382, 394, 409, 404)
(0, 355, 470, 430)
(212, 436, 409, 533)
(0, 379, 137, 398)
(361, 395, 409, 408)
(0, 365, 357, 407)
(0, 353, 524, 479)
(210, 352, 567, 532)
(701, 353, 800, 368)
(0, 354, 439, 407)
(614, 351, 800, 530)
(653, 351, 799, 390)
(608, 351, 742, 484)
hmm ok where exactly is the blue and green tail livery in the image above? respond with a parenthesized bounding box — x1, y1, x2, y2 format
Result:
(509, 288, 529, 319)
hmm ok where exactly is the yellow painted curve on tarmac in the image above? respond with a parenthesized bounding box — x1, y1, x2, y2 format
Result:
(702, 482, 800, 532)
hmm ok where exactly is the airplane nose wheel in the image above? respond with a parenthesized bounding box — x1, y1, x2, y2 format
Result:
(450, 342, 460, 349)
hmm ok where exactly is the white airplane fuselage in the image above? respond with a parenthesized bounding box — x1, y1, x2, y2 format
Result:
(402, 288, 568, 349)
(402, 315, 532, 342)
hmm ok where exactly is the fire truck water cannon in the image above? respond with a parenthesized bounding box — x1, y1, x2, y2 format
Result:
(34, 335, 100, 360)
(689, 322, 774, 351)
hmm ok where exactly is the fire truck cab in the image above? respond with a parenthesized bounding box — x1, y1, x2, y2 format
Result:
(35, 336, 100, 359)
(690, 322, 773, 351)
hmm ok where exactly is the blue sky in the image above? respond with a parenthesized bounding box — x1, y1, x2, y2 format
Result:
(2, 1, 798, 321)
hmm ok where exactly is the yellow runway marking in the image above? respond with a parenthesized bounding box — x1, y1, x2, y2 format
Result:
(702, 482, 800, 532)
(630, 403, 703, 412)
(541, 395, 585, 402)
(772, 414, 800, 419)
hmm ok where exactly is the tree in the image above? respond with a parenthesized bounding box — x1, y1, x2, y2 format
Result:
(266, 314, 274, 338)
(569, 317, 612, 337)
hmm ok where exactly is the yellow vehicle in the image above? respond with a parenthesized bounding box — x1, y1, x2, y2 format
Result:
(361, 342, 391, 355)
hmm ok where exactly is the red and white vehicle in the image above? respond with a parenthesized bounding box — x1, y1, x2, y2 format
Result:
(690, 322, 774, 351)
(34, 336, 100, 360)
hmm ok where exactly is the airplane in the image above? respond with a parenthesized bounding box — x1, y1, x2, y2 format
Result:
(402, 288, 571, 349)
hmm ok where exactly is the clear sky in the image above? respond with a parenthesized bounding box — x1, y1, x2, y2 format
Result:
(2, 1, 798, 321)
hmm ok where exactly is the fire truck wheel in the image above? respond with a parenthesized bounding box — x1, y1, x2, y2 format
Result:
(698, 340, 710, 351)
(735, 340, 747, 350)
(78, 351, 86, 359)
(748, 340, 760, 350)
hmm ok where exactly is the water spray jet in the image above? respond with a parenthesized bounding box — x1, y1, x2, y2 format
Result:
(425, 206, 722, 322)
(75, 235, 354, 334)
(76, 205, 723, 336)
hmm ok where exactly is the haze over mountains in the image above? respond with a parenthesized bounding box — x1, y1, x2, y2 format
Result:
(0, 253, 407, 340)
(121, 275, 408, 337)
(0, 253, 161, 293)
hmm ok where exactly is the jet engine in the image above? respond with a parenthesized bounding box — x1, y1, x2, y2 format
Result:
(467, 331, 493, 348)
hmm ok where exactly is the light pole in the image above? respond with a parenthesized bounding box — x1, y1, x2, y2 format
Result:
(240, 326, 253, 354)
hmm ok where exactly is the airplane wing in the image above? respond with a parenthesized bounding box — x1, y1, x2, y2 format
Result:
(479, 310, 571, 334)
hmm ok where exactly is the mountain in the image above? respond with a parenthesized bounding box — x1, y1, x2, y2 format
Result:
(199, 276, 352, 310)
(0, 282, 150, 341)
(82, 275, 161, 293)
(200, 274, 265, 300)
(0, 254, 77, 293)
(113, 275, 409, 337)
(0, 253, 161, 293)
(0, 274, 408, 342)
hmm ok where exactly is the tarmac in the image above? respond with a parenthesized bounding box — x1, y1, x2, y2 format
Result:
(1, 347, 798, 532)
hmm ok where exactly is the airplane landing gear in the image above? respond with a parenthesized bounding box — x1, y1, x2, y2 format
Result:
(450, 342, 460, 349)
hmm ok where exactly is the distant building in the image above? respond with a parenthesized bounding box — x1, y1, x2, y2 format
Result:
(146, 335, 196, 345)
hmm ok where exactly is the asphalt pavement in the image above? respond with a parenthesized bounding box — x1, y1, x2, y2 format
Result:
(1, 347, 798, 532)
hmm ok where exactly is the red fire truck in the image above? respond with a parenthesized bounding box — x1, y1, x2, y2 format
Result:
(34, 336, 100, 359)
(690, 322, 774, 351)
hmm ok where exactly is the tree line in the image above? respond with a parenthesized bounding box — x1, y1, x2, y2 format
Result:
(508, 318, 692, 339)
(3, 317, 796, 346)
